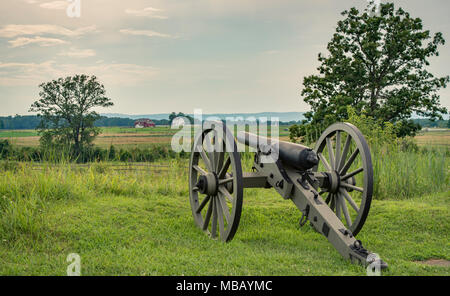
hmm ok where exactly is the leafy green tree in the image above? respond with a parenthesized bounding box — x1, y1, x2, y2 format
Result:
(169, 112, 194, 124)
(169, 112, 178, 123)
(301, 2, 448, 137)
(29, 75, 113, 154)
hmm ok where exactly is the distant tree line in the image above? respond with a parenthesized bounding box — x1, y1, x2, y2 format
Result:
(0, 115, 42, 130)
(413, 118, 450, 129)
(0, 115, 171, 130)
(0, 114, 446, 130)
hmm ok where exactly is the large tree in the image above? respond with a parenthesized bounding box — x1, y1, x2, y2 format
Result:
(301, 2, 448, 136)
(30, 75, 113, 153)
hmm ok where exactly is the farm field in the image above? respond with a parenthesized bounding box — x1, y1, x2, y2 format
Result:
(0, 126, 447, 148)
(0, 126, 293, 150)
(415, 129, 450, 147)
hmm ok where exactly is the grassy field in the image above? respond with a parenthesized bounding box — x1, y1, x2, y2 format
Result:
(0, 160, 448, 275)
(0, 125, 292, 148)
(0, 127, 448, 275)
(415, 129, 450, 147)
(0, 125, 446, 148)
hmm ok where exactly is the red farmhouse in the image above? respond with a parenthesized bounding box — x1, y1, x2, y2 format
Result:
(134, 119, 156, 128)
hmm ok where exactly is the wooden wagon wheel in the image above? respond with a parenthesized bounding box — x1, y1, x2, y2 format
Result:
(189, 122, 243, 242)
(313, 122, 373, 236)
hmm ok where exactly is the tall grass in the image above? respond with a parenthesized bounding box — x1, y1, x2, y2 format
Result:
(0, 140, 186, 163)
(372, 146, 449, 199)
(0, 160, 189, 241)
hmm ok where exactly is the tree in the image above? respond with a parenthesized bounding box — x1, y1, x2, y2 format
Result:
(169, 112, 194, 125)
(29, 75, 113, 154)
(301, 2, 448, 137)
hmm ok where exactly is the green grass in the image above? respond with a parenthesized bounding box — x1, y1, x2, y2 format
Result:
(0, 130, 38, 138)
(0, 161, 448, 275)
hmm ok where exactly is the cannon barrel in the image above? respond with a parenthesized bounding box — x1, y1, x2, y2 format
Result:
(236, 131, 319, 170)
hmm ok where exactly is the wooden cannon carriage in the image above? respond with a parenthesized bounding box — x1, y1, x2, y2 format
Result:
(188, 121, 387, 269)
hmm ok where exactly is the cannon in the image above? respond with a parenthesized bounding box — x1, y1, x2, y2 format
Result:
(188, 121, 387, 269)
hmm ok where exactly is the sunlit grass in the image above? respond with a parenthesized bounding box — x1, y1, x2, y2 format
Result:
(0, 161, 448, 275)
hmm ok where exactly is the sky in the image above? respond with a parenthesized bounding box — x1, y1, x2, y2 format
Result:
(0, 0, 449, 116)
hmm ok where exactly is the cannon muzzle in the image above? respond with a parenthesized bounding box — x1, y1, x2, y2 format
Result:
(236, 131, 319, 171)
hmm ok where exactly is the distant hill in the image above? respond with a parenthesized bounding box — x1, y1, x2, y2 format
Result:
(102, 113, 171, 121)
(102, 112, 306, 123)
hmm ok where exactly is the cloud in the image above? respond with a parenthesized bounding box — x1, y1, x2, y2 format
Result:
(262, 50, 281, 55)
(8, 36, 69, 48)
(39, 1, 68, 10)
(0, 24, 98, 38)
(125, 7, 168, 19)
(120, 29, 173, 38)
(58, 48, 96, 58)
(0, 61, 158, 86)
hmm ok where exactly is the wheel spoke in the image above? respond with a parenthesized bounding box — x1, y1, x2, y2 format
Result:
(335, 131, 341, 170)
(218, 156, 231, 179)
(337, 134, 352, 171)
(196, 195, 211, 214)
(339, 193, 352, 228)
(326, 137, 335, 170)
(219, 186, 234, 203)
(215, 152, 224, 173)
(200, 150, 213, 172)
(329, 194, 336, 211)
(204, 135, 216, 172)
(339, 188, 360, 212)
(318, 153, 332, 172)
(341, 167, 364, 181)
(216, 197, 225, 237)
(339, 149, 359, 175)
(217, 194, 231, 223)
(202, 199, 213, 231)
(215, 141, 225, 173)
(193, 165, 207, 176)
(335, 194, 341, 219)
(324, 193, 331, 204)
(211, 197, 218, 238)
(319, 189, 328, 196)
(341, 183, 364, 193)
(219, 177, 233, 185)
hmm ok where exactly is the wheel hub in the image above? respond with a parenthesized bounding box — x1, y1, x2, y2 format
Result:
(328, 170, 340, 193)
(196, 173, 218, 196)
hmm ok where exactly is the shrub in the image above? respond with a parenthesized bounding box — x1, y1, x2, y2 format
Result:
(108, 145, 117, 161)
(119, 149, 132, 162)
